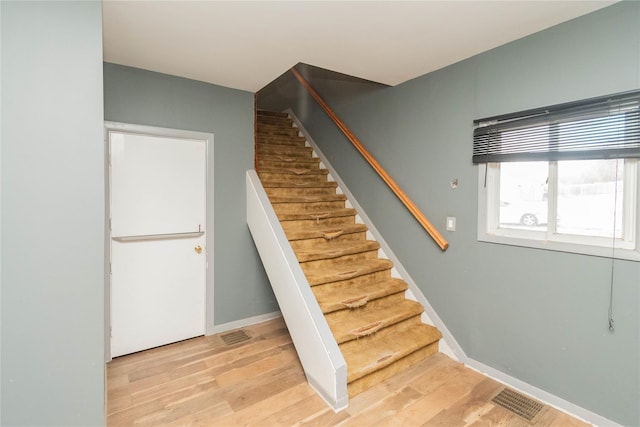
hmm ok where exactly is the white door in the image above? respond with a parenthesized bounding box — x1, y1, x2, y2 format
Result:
(109, 130, 207, 357)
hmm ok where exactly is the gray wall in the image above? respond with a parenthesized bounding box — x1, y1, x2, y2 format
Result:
(260, 2, 640, 425)
(103, 64, 278, 326)
(1, 2, 105, 425)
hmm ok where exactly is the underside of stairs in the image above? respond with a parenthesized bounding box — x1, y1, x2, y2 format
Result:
(255, 109, 443, 399)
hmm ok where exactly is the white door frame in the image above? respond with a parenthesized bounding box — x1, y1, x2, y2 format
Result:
(104, 121, 214, 361)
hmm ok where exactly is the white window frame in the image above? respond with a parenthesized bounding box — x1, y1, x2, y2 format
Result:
(478, 159, 640, 261)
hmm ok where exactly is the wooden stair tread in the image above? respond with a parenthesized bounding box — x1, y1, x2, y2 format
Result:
(341, 323, 442, 383)
(257, 141, 308, 149)
(258, 167, 328, 176)
(257, 127, 299, 137)
(257, 139, 306, 148)
(269, 194, 347, 204)
(327, 299, 424, 344)
(303, 258, 392, 286)
(256, 143, 312, 155)
(283, 223, 367, 241)
(259, 154, 319, 164)
(261, 181, 337, 189)
(313, 278, 408, 314)
(295, 240, 380, 263)
(277, 207, 355, 221)
(257, 122, 297, 130)
(256, 118, 294, 126)
(259, 161, 319, 171)
(257, 110, 288, 118)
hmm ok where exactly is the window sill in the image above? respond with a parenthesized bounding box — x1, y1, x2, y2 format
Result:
(478, 232, 640, 262)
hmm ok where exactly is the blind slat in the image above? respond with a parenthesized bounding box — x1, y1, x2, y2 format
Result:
(473, 90, 640, 163)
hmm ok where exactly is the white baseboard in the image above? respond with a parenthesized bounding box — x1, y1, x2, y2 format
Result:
(209, 311, 282, 335)
(465, 359, 621, 427)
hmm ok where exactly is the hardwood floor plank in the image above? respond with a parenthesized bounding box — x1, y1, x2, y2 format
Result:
(214, 343, 299, 388)
(223, 365, 307, 412)
(165, 400, 234, 426)
(132, 384, 228, 426)
(203, 333, 293, 369)
(296, 407, 352, 427)
(106, 317, 591, 427)
(420, 378, 504, 426)
(215, 382, 317, 426)
(254, 393, 329, 426)
(107, 378, 219, 425)
(340, 386, 424, 427)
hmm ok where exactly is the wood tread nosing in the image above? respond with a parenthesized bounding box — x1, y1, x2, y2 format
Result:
(295, 240, 380, 262)
(257, 110, 289, 118)
(282, 223, 368, 241)
(342, 323, 442, 384)
(313, 278, 409, 314)
(326, 300, 425, 345)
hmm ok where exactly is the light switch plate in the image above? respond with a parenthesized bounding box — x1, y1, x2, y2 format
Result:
(446, 216, 456, 231)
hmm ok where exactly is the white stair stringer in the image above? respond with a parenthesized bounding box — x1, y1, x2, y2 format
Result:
(246, 170, 348, 412)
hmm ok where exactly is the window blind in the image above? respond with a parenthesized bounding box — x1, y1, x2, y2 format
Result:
(473, 90, 640, 163)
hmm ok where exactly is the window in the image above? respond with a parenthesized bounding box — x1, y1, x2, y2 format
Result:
(474, 91, 640, 261)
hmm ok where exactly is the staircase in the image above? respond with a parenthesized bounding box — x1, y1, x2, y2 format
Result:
(255, 110, 442, 398)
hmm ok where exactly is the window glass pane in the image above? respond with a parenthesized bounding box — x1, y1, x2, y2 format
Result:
(499, 162, 549, 230)
(556, 159, 623, 238)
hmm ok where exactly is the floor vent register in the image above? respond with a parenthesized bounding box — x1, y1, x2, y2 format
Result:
(492, 387, 547, 422)
(220, 329, 251, 346)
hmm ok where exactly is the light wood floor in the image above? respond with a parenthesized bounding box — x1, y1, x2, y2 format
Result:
(107, 317, 588, 426)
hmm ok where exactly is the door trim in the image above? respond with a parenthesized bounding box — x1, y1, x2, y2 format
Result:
(104, 121, 214, 361)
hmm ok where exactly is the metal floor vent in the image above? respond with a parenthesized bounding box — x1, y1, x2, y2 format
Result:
(220, 329, 251, 346)
(492, 388, 546, 422)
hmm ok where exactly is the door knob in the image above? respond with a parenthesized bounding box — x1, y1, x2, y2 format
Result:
(194, 245, 203, 254)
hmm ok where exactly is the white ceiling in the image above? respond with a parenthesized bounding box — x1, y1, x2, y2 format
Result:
(102, 1, 617, 93)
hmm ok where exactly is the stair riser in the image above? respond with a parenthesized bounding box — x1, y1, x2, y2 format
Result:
(312, 279, 408, 314)
(272, 201, 346, 214)
(258, 133, 302, 142)
(300, 250, 379, 271)
(257, 145, 313, 158)
(257, 121, 296, 129)
(259, 153, 317, 162)
(307, 268, 392, 287)
(257, 127, 300, 138)
(344, 317, 426, 351)
(324, 293, 408, 320)
(347, 342, 439, 397)
(330, 310, 422, 345)
(258, 160, 320, 170)
(257, 173, 328, 184)
(257, 117, 293, 126)
(279, 216, 355, 229)
(257, 136, 306, 146)
(317, 290, 409, 315)
(288, 232, 367, 250)
(257, 111, 289, 118)
(265, 187, 337, 197)
(326, 299, 421, 334)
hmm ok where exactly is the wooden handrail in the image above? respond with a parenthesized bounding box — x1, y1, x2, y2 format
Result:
(291, 68, 449, 251)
